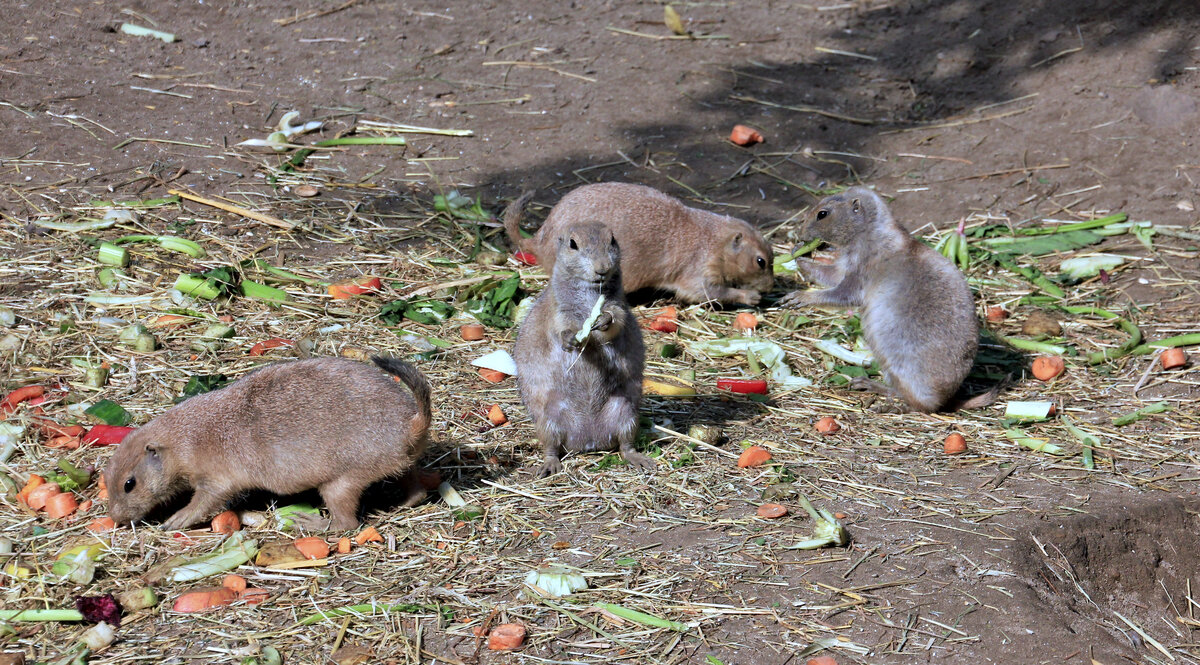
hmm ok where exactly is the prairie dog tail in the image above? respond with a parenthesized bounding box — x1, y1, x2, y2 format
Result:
(371, 356, 432, 437)
(947, 381, 1002, 411)
(503, 190, 538, 255)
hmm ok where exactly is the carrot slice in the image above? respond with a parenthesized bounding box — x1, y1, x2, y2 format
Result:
(477, 368, 507, 383)
(328, 276, 382, 299)
(87, 517, 117, 532)
(294, 537, 330, 560)
(210, 510, 241, 534)
(82, 425, 135, 445)
(26, 483, 62, 511)
(737, 446, 771, 468)
(487, 404, 507, 426)
(248, 338, 295, 356)
(17, 474, 46, 504)
(488, 623, 527, 651)
(44, 491, 79, 519)
(1, 385, 45, 416)
(46, 434, 82, 449)
(222, 574, 247, 594)
(756, 503, 788, 519)
(354, 526, 383, 545)
(173, 587, 238, 613)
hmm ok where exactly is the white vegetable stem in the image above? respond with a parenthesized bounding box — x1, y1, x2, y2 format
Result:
(575, 294, 606, 343)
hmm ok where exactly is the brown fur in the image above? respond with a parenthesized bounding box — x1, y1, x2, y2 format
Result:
(512, 220, 652, 477)
(779, 187, 993, 413)
(505, 183, 774, 306)
(103, 356, 432, 531)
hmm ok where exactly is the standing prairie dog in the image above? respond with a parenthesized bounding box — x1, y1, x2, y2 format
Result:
(104, 357, 432, 531)
(779, 187, 993, 412)
(512, 220, 652, 477)
(505, 183, 774, 306)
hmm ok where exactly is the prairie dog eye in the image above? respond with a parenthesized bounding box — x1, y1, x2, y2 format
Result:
(569, 238, 578, 250)
(756, 256, 767, 269)
(124, 477, 137, 493)
(816, 209, 829, 220)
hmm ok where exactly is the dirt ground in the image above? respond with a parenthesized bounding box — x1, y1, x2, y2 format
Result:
(2, 1, 1200, 664)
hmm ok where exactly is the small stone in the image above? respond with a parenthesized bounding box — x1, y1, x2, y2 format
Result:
(475, 250, 508, 266)
(294, 185, 319, 198)
(1021, 310, 1061, 338)
(687, 424, 723, 445)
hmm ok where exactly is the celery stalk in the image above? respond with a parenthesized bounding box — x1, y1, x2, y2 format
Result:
(0, 609, 85, 622)
(1004, 427, 1066, 455)
(594, 603, 691, 632)
(174, 274, 221, 300)
(97, 242, 129, 267)
(115, 235, 206, 258)
(239, 280, 289, 303)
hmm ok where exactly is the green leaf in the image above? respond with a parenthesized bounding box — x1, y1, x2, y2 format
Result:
(1058, 254, 1125, 282)
(980, 230, 1103, 257)
(379, 298, 456, 325)
(200, 265, 239, 297)
(85, 399, 132, 426)
(177, 374, 229, 402)
(1112, 401, 1170, 426)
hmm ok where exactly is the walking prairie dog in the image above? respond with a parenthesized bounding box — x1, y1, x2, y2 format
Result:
(512, 220, 651, 477)
(779, 187, 993, 412)
(104, 357, 432, 531)
(505, 182, 774, 306)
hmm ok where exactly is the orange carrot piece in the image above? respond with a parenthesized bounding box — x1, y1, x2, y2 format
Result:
(17, 474, 46, 504)
(487, 404, 507, 426)
(488, 623, 527, 651)
(815, 416, 840, 433)
(294, 537, 330, 560)
(46, 434, 82, 449)
(87, 517, 117, 532)
(336, 537, 352, 554)
(173, 587, 238, 613)
(354, 526, 383, 545)
(477, 368, 507, 383)
(211, 510, 241, 534)
(756, 503, 788, 519)
(26, 483, 62, 511)
(2, 385, 45, 416)
(460, 324, 486, 341)
(222, 574, 248, 594)
(44, 492, 79, 519)
(737, 446, 771, 468)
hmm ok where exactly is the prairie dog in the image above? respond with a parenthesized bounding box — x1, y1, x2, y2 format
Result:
(104, 357, 432, 531)
(779, 187, 990, 412)
(512, 220, 652, 477)
(505, 183, 774, 306)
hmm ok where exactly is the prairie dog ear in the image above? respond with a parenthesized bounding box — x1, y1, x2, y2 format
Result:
(731, 232, 743, 249)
